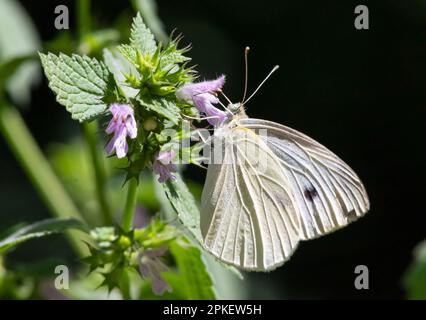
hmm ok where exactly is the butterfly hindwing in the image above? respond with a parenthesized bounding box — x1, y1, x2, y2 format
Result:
(201, 126, 300, 271)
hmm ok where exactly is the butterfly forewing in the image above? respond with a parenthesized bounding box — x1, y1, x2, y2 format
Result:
(238, 118, 370, 240)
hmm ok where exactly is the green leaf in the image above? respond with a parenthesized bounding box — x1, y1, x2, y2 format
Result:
(132, 0, 168, 44)
(117, 44, 137, 64)
(169, 238, 216, 299)
(160, 51, 191, 71)
(159, 40, 191, 71)
(135, 219, 178, 248)
(130, 12, 157, 56)
(160, 173, 202, 243)
(0, 218, 88, 254)
(138, 96, 181, 125)
(39, 52, 113, 122)
(103, 48, 140, 99)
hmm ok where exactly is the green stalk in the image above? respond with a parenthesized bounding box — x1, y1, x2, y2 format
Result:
(82, 122, 113, 225)
(77, 0, 91, 41)
(120, 269, 132, 300)
(122, 178, 138, 232)
(0, 102, 86, 255)
(77, 0, 113, 226)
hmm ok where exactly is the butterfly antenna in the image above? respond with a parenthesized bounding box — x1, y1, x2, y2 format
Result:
(241, 46, 250, 103)
(183, 114, 223, 124)
(217, 89, 234, 113)
(244, 65, 280, 104)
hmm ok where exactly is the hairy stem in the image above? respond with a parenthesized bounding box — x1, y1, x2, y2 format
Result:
(122, 178, 138, 232)
(0, 102, 87, 255)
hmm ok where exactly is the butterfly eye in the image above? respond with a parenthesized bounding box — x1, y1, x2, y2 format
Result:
(228, 103, 241, 114)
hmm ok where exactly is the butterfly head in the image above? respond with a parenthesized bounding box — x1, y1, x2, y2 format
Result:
(224, 102, 248, 121)
(228, 102, 243, 114)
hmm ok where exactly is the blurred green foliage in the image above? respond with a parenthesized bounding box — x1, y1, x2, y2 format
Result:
(0, 0, 246, 300)
(404, 240, 426, 299)
(0, 0, 40, 105)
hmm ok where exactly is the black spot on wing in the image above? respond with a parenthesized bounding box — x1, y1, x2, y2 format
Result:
(304, 186, 318, 202)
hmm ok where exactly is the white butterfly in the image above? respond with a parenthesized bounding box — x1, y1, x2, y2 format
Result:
(200, 49, 370, 272)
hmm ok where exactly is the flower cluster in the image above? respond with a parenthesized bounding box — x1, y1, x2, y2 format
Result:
(105, 75, 229, 181)
(99, 15, 233, 187)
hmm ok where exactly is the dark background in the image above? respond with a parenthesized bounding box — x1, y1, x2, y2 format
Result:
(1, 0, 425, 299)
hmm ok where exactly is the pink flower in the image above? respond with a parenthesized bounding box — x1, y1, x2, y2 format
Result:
(105, 104, 137, 158)
(176, 75, 228, 126)
(153, 150, 178, 183)
(139, 247, 172, 295)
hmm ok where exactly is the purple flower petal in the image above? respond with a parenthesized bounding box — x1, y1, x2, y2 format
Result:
(193, 93, 228, 126)
(176, 75, 228, 126)
(153, 150, 178, 183)
(105, 103, 137, 158)
(125, 116, 137, 139)
(176, 75, 225, 101)
(105, 118, 118, 135)
(152, 275, 172, 295)
(114, 128, 129, 159)
(139, 247, 172, 296)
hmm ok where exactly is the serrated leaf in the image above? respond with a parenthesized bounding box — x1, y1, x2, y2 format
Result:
(117, 44, 137, 64)
(39, 52, 113, 122)
(103, 48, 139, 99)
(170, 238, 216, 299)
(159, 40, 191, 71)
(0, 218, 88, 254)
(160, 51, 191, 71)
(130, 12, 157, 56)
(160, 173, 202, 243)
(132, 0, 168, 44)
(138, 96, 181, 125)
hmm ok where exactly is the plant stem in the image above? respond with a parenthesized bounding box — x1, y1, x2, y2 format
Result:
(0, 102, 87, 256)
(76, 0, 113, 226)
(122, 178, 138, 232)
(82, 122, 113, 226)
(77, 0, 91, 41)
(120, 268, 132, 300)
